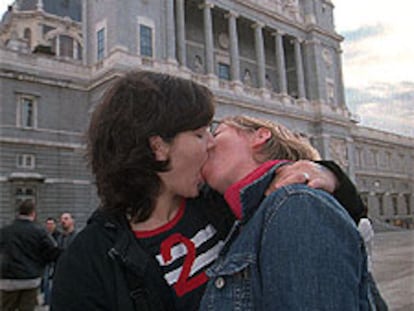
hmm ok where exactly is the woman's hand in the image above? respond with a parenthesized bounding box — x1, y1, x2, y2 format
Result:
(265, 160, 339, 196)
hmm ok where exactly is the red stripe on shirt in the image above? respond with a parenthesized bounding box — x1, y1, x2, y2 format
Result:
(134, 200, 186, 238)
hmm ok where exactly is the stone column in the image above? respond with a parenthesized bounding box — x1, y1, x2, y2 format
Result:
(166, 0, 177, 63)
(201, 2, 215, 75)
(226, 11, 240, 82)
(273, 30, 287, 94)
(176, 0, 187, 67)
(253, 22, 266, 89)
(293, 37, 306, 99)
(335, 47, 346, 107)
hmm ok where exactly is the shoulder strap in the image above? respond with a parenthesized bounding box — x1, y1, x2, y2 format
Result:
(103, 210, 177, 311)
(124, 246, 177, 311)
(123, 267, 152, 311)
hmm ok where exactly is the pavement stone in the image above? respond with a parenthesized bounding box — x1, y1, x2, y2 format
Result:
(372, 230, 414, 311)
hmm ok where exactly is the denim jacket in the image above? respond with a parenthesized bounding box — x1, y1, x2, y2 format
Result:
(199, 162, 369, 310)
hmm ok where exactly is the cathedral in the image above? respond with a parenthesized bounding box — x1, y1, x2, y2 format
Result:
(0, 0, 412, 227)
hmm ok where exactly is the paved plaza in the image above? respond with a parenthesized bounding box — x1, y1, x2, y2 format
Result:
(372, 229, 414, 311)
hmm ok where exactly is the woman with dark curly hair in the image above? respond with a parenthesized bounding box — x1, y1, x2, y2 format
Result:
(51, 71, 365, 311)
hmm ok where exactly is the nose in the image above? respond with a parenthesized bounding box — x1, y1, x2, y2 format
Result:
(206, 131, 216, 150)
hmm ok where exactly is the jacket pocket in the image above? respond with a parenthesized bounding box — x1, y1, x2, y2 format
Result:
(203, 255, 255, 310)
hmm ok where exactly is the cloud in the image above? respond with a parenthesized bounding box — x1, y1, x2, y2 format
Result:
(346, 82, 414, 136)
(341, 24, 385, 43)
(334, 0, 414, 138)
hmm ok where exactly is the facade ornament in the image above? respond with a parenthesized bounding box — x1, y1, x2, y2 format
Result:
(265, 74, 273, 90)
(329, 138, 349, 168)
(282, 0, 300, 20)
(37, 0, 44, 11)
(322, 48, 333, 68)
(193, 55, 203, 73)
(218, 32, 229, 49)
(243, 69, 253, 86)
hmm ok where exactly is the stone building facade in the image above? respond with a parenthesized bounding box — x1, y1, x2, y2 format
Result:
(0, 0, 412, 227)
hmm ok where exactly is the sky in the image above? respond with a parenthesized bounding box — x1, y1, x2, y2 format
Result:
(0, 0, 413, 137)
(333, 0, 414, 137)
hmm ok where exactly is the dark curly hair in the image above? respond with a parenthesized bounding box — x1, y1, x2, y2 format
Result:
(86, 71, 215, 222)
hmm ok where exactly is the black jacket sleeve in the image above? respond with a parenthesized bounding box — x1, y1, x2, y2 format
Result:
(317, 160, 365, 224)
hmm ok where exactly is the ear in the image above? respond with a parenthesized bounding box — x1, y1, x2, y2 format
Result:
(252, 127, 271, 148)
(149, 136, 170, 161)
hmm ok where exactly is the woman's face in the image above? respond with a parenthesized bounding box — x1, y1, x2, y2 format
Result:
(201, 123, 255, 194)
(158, 126, 215, 198)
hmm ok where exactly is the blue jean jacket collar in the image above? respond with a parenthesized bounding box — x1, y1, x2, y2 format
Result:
(224, 161, 287, 223)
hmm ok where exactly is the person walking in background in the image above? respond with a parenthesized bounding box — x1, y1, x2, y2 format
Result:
(358, 209, 389, 311)
(41, 217, 61, 306)
(0, 200, 61, 311)
(57, 213, 77, 250)
(199, 116, 369, 310)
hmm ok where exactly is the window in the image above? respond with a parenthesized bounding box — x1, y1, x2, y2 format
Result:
(24, 28, 32, 48)
(15, 186, 36, 208)
(60, 34, 74, 58)
(16, 154, 36, 169)
(392, 195, 398, 215)
(326, 79, 335, 105)
(97, 27, 105, 61)
(404, 194, 411, 215)
(77, 41, 83, 60)
(139, 25, 153, 57)
(378, 194, 384, 216)
(218, 63, 230, 80)
(17, 96, 37, 128)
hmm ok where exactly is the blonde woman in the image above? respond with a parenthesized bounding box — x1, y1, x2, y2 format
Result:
(200, 116, 369, 310)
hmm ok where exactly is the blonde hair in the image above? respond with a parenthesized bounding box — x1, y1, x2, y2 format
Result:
(220, 115, 321, 162)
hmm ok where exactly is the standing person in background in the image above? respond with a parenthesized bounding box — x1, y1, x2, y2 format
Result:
(57, 213, 77, 250)
(45, 217, 61, 242)
(358, 209, 389, 311)
(0, 200, 60, 311)
(199, 116, 369, 310)
(41, 217, 61, 306)
(51, 71, 365, 311)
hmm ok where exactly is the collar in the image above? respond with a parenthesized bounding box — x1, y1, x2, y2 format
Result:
(224, 160, 288, 221)
(16, 215, 32, 221)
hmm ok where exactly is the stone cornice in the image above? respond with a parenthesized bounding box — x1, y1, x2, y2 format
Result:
(0, 136, 83, 150)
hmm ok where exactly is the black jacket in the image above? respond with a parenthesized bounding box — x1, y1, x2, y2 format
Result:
(318, 160, 365, 223)
(51, 194, 233, 311)
(51, 211, 171, 311)
(0, 218, 60, 279)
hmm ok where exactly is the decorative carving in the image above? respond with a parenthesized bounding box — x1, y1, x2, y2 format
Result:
(241, 1, 301, 21)
(281, 0, 300, 20)
(265, 74, 273, 90)
(329, 138, 348, 168)
(322, 48, 333, 68)
(193, 55, 203, 73)
(218, 33, 229, 49)
(243, 69, 252, 86)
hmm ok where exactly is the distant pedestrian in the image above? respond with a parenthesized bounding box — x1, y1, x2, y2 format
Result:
(41, 217, 61, 306)
(57, 213, 77, 250)
(0, 200, 60, 311)
(45, 217, 61, 242)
